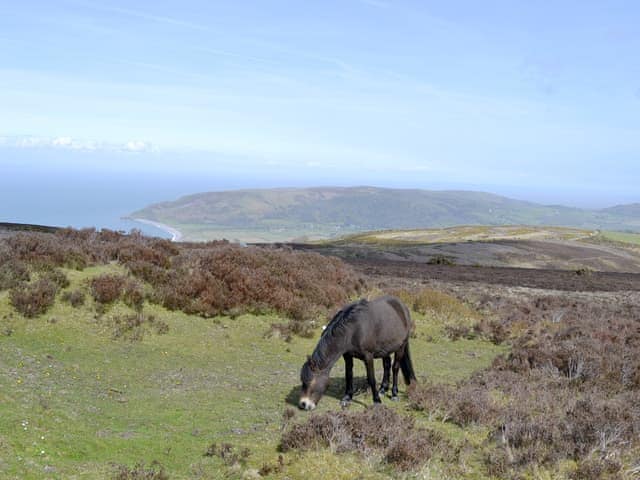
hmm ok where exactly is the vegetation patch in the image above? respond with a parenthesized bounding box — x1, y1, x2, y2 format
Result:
(90, 274, 126, 305)
(281, 405, 450, 471)
(0, 259, 30, 290)
(408, 292, 640, 478)
(110, 312, 169, 341)
(61, 289, 85, 308)
(1, 229, 363, 334)
(9, 278, 58, 317)
(112, 461, 169, 480)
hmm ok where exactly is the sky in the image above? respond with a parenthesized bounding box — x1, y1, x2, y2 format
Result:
(1, 0, 640, 208)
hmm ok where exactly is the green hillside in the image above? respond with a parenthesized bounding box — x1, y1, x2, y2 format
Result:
(130, 187, 640, 242)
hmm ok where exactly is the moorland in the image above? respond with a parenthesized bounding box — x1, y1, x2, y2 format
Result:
(2, 224, 640, 479)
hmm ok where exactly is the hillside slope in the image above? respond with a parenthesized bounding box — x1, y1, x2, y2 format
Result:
(130, 187, 640, 241)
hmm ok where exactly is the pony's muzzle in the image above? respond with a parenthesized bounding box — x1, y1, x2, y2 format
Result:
(298, 397, 316, 411)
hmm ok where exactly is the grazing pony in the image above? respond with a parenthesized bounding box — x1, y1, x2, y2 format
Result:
(298, 295, 416, 410)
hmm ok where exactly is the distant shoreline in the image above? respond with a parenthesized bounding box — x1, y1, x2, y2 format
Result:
(131, 218, 183, 242)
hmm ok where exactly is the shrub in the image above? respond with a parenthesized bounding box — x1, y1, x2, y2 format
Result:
(44, 269, 70, 289)
(90, 274, 125, 304)
(122, 280, 145, 311)
(427, 254, 455, 265)
(1, 228, 363, 337)
(112, 461, 168, 480)
(408, 382, 497, 426)
(145, 244, 362, 329)
(0, 259, 30, 290)
(61, 289, 85, 308)
(9, 279, 58, 317)
(203, 442, 250, 466)
(111, 313, 169, 341)
(280, 405, 446, 470)
(409, 290, 640, 476)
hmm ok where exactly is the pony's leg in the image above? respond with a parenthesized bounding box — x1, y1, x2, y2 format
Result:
(391, 349, 404, 401)
(364, 354, 382, 404)
(379, 356, 391, 395)
(341, 353, 354, 407)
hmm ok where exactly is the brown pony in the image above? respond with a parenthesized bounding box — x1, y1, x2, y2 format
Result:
(298, 295, 416, 410)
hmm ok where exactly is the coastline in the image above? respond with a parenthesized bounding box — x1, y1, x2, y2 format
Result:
(130, 218, 184, 242)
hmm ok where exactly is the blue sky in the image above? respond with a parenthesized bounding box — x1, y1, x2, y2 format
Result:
(2, 0, 640, 206)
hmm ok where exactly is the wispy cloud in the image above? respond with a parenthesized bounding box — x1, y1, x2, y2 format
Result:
(0, 135, 155, 153)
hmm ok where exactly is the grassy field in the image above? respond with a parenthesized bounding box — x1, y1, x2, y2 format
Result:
(331, 225, 596, 246)
(166, 222, 355, 243)
(599, 230, 640, 246)
(0, 265, 504, 479)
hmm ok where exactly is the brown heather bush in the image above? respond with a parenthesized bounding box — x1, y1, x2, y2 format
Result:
(9, 279, 58, 317)
(1, 229, 362, 335)
(44, 268, 70, 289)
(203, 442, 251, 466)
(112, 461, 169, 480)
(408, 292, 640, 477)
(122, 280, 145, 311)
(280, 405, 447, 471)
(3, 228, 178, 271)
(145, 244, 362, 328)
(61, 289, 85, 307)
(408, 381, 497, 426)
(570, 457, 622, 480)
(90, 274, 125, 304)
(0, 259, 30, 290)
(111, 313, 168, 341)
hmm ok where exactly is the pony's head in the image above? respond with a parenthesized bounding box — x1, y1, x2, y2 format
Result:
(298, 356, 330, 410)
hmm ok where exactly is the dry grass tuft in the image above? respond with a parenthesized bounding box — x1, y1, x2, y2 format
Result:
(112, 461, 169, 480)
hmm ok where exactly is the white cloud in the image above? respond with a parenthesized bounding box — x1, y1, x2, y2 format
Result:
(0, 135, 155, 153)
(52, 136, 74, 147)
(123, 140, 153, 152)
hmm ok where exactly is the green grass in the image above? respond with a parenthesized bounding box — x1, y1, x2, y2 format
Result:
(330, 225, 595, 246)
(163, 222, 356, 243)
(600, 230, 640, 246)
(0, 268, 505, 479)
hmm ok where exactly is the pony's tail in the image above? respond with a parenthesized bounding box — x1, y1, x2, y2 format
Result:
(400, 342, 417, 385)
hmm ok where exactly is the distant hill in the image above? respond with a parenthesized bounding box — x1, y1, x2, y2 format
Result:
(130, 187, 640, 242)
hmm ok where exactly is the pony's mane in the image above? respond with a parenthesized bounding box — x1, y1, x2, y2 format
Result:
(310, 299, 368, 368)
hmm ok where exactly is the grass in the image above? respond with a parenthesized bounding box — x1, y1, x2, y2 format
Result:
(0, 267, 504, 479)
(156, 222, 357, 243)
(599, 230, 640, 246)
(331, 225, 595, 246)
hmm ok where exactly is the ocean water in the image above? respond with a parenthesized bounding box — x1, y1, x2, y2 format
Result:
(0, 169, 237, 239)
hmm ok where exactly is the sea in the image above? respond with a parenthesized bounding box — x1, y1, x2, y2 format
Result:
(0, 169, 246, 239)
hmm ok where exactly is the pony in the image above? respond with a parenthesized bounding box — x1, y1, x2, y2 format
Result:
(298, 295, 416, 410)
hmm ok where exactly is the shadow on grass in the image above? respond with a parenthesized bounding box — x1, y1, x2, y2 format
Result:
(285, 376, 373, 408)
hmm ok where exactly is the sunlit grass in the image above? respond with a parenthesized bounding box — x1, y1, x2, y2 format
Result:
(0, 267, 504, 479)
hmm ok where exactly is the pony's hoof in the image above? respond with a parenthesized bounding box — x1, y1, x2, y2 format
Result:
(391, 395, 399, 402)
(378, 387, 387, 395)
(340, 396, 352, 408)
